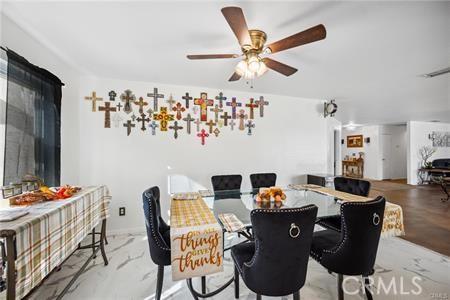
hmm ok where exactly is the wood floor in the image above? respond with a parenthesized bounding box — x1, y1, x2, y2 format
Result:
(368, 180, 450, 256)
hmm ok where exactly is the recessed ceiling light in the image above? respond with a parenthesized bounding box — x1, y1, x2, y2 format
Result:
(422, 67, 450, 78)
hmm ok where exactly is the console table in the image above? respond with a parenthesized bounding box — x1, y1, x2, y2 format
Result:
(342, 159, 364, 178)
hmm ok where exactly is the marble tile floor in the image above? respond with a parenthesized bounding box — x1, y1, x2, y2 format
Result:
(28, 232, 450, 300)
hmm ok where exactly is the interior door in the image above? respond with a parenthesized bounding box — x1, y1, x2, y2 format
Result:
(381, 134, 392, 180)
(334, 130, 340, 175)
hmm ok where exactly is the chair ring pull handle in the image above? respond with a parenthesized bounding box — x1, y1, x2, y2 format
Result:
(373, 213, 380, 226)
(289, 223, 300, 238)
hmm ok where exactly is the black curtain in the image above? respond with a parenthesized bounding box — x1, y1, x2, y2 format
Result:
(3, 48, 63, 186)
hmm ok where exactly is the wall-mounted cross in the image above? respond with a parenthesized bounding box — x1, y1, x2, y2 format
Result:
(197, 129, 209, 145)
(131, 114, 137, 122)
(149, 121, 159, 135)
(98, 102, 117, 128)
(229, 119, 236, 131)
(245, 120, 255, 135)
(112, 113, 123, 128)
(137, 113, 150, 131)
(194, 92, 214, 121)
(147, 87, 164, 111)
(210, 104, 223, 123)
(153, 107, 174, 131)
(182, 113, 195, 134)
(166, 94, 176, 107)
(182, 92, 193, 109)
(116, 102, 123, 111)
(134, 97, 148, 114)
(237, 109, 248, 131)
(213, 128, 220, 137)
(226, 97, 242, 119)
(255, 96, 269, 117)
(120, 89, 136, 114)
(220, 112, 231, 126)
(215, 92, 227, 108)
(169, 121, 183, 139)
(205, 120, 217, 134)
(172, 102, 186, 120)
(85, 91, 103, 112)
(123, 120, 135, 136)
(245, 98, 258, 119)
(108, 90, 117, 101)
(194, 118, 201, 132)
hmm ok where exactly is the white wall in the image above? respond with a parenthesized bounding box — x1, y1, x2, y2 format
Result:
(79, 77, 330, 232)
(0, 13, 81, 184)
(407, 121, 450, 185)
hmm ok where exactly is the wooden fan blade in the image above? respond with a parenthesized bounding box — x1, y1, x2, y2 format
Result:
(229, 72, 241, 81)
(221, 7, 252, 46)
(263, 58, 298, 76)
(187, 54, 239, 60)
(266, 24, 326, 54)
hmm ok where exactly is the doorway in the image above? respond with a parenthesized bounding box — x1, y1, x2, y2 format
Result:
(381, 134, 392, 180)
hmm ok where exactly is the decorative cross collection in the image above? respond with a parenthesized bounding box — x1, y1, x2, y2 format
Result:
(84, 89, 270, 145)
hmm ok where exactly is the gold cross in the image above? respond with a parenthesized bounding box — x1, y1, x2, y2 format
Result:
(85, 91, 103, 112)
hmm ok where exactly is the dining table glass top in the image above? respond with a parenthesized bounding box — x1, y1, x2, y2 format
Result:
(201, 188, 341, 228)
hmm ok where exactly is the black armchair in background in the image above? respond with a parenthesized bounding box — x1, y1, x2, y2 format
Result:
(310, 196, 386, 300)
(232, 205, 318, 300)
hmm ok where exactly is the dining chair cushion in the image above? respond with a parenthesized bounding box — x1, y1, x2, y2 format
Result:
(309, 229, 341, 261)
(334, 177, 371, 197)
(250, 173, 277, 189)
(316, 215, 341, 232)
(211, 175, 242, 191)
(231, 242, 256, 273)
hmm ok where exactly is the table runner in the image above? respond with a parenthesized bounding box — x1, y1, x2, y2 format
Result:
(288, 184, 405, 237)
(170, 196, 223, 281)
(1, 185, 110, 299)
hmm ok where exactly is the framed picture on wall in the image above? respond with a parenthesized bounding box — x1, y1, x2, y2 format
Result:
(347, 135, 363, 148)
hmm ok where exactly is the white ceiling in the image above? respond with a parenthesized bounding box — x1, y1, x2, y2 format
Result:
(2, 1, 449, 125)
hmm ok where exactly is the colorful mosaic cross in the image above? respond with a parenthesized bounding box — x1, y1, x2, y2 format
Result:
(134, 97, 148, 114)
(98, 102, 116, 128)
(108, 90, 117, 101)
(153, 107, 174, 131)
(137, 113, 150, 131)
(147, 87, 164, 111)
(120, 89, 135, 114)
(194, 92, 214, 121)
(182, 113, 195, 134)
(149, 121, 159, 135)
(172, 102, 186, 120)
(245, 120, 255, 135)
(197, 129, 209, 145)
(205, 120, 217, 134)
(169, 121, 183, 139)
(255, 96, 269, 117)
(226, 97, 242, 119)
(220, 111, 231, 126)
(123, 120, 135, 136)
(237, 109, 248, 131)
(182, 92, 193, 108)
(215, 92, 227, 108)
(85, 91, 103, 112)
(245, 98, 258, 119)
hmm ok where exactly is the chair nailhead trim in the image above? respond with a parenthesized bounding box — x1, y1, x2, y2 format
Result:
(145, 192, 170, 251)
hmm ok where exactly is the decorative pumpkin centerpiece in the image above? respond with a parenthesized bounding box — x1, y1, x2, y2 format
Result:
(255, 187, 286, 204)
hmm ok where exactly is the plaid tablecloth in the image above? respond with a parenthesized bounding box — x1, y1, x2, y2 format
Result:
(170, 196, 223, 281)
(1, 185, 110, 299)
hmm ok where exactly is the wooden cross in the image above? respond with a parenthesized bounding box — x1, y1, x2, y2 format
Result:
(226, 97, 242, 119)
(149, 121, 159, 135)
(166, 94, 176, 107)
(137, 113, 150, 131)
(182, 113, 195, 134)
(169, 121, 183, 139)
(194, 118, 201, 132)
(205, 120, 216, 134)
(197, 129, 209, 145)
(182, 92, 193, 108)
(98, 102, 117, 128)
(215, 92, 227, 108)
(147, 88, 164, 111)
(120, 89, 135, 114)
(220, 112, 231, 126)
(245, 98, 258, 119)
(245, 120, 255, 135)
(194, 92, 214, 121)
(85, 91, 103, 112)
(209, 104, 223, 123)
(237, 109, 248, 131)
(134, 97, 148, 114)
(255, 96, 269, 117)
(172, 102, 186, 120)
(153, 107, 174, 131)
(116, 102, 123, 111)
(123, 120, 135, 136)
(108, 90, 117, 101)
(229, 119, 236, 131)
(112, 113, 123, 128)
(213, 128, 220, 137)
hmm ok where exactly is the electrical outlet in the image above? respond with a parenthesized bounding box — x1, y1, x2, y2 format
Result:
(119, 207, 126, 216)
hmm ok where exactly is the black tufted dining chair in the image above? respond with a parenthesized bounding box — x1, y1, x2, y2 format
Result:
(142, 187, 171, 300)
(211, 174, 243, 191)
(317, 177, 371, 232)
(232, 205, 318, 300)
(310, 196, 386, 300)
(250, 173, 277, 189)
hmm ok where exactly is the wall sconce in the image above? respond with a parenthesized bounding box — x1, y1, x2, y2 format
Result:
(364, 137, 370, 143)
(324, 99, 337, 118)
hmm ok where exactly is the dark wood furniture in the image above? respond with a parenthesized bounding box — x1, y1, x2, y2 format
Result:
(342, 159, 364, 178)
(307, 174, 335, 187)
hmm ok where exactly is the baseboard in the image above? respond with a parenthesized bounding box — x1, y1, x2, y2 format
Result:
(106, 227, 145, 236)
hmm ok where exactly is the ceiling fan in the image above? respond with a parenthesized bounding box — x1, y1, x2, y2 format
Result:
(187, 6, 327, 82)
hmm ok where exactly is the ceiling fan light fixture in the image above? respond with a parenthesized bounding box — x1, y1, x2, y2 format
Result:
(235, 56, 267, 80)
